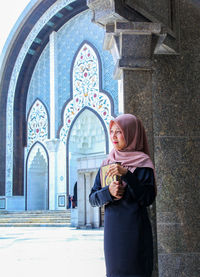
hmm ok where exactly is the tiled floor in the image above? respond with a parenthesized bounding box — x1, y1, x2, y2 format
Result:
(0, 227, 105, 277)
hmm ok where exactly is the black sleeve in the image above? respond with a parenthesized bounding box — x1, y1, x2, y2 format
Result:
(122, 167, 156, 207)
(89, 169, 114, 207)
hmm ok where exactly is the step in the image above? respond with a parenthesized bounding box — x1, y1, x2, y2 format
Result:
(0, 214, 71, 218)
(0, 210, 72, 227)
(0, 222, 71, 227)
(0, 218, 70, 222)
(0, 210, 71, 214)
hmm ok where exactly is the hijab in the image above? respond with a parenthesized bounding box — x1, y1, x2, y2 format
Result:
(102, 114, 156, 187)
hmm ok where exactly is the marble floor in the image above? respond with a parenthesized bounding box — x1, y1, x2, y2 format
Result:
(0, 227, 106, 277)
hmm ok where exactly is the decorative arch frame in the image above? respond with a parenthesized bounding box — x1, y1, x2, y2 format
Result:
(26, 98, 50, 150)
(70, 40, 104, 99)
(59, 40, 115, 144)
(25, 141, 49, 210)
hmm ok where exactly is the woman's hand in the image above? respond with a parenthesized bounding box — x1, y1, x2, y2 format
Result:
(109, 181, 125, 200)
(106, 163, 128, 178)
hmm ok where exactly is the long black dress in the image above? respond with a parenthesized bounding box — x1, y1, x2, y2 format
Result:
(89, 167, 156, 277)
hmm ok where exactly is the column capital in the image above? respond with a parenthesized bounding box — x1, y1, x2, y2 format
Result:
(44, 138, 61, 152)
(87, 0, 179, 56)
(103, 21, 163, 79)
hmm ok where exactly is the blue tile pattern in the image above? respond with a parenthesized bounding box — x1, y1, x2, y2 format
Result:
(55, 10, 118, 132)
(26, 44, 50, 117)
(27, 9, 118, 137)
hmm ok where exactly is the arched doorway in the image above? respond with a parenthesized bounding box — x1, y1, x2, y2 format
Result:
(67, 108, 107, 226)
(26, 142, 49, 210)
(68, 108, 106, 199)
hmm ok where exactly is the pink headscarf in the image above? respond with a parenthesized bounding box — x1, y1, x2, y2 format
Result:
(103, 114, 156, 179)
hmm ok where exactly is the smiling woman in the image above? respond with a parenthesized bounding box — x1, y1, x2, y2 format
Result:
(89, 113, 156, 277)
(110, 123, 126, 151)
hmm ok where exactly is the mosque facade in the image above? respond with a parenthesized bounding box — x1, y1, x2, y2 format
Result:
(0, 1, 200, 276)
(1, 2, 119, 216)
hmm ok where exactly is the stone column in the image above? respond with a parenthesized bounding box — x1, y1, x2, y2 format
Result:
(104, 22, 161, 277)
(77, 172, 86, 227)
(91, 170, 100, 228)
(45, 139, 60, 210)
(85, 172, 92, 228)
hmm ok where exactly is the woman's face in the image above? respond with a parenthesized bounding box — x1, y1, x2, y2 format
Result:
(110, 123, 126, 151)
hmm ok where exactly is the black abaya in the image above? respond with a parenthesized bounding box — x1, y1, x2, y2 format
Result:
(89, 167, 156, 277)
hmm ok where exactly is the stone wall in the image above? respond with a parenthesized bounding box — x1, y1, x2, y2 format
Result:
(153, 1, 200, 276)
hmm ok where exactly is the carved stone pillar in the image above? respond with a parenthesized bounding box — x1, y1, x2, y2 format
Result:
(106, 22, 160, 277)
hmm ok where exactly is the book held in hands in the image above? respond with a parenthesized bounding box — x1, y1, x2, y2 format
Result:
(101, 163, 121, 188)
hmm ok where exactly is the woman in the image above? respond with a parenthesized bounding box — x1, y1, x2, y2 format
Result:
(89, 114, 156, 277)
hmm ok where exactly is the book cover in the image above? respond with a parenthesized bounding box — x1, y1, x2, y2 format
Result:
(101, 163, 121, 188)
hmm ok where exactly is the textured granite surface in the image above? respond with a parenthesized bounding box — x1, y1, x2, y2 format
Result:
(123, 68, 158, 277)
(125, 0, 171, 27)
(123, 70, 154, 152)
(153, 54, 200, 137)
(153, 1, 200, 276)
(155, 136, 200, 253)
(158, 254, 200, 277)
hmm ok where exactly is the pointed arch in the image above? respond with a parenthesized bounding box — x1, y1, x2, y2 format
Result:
(66, 107, 108, 199)
(59, 41, 114, 144)
(72, 42, 100, 104)
(66, 106, 109, 153)
(25, 141, 49, 210)
(27, 99, 49, 149)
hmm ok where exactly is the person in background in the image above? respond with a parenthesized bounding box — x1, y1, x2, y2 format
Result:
(67, 195, 71, 209)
